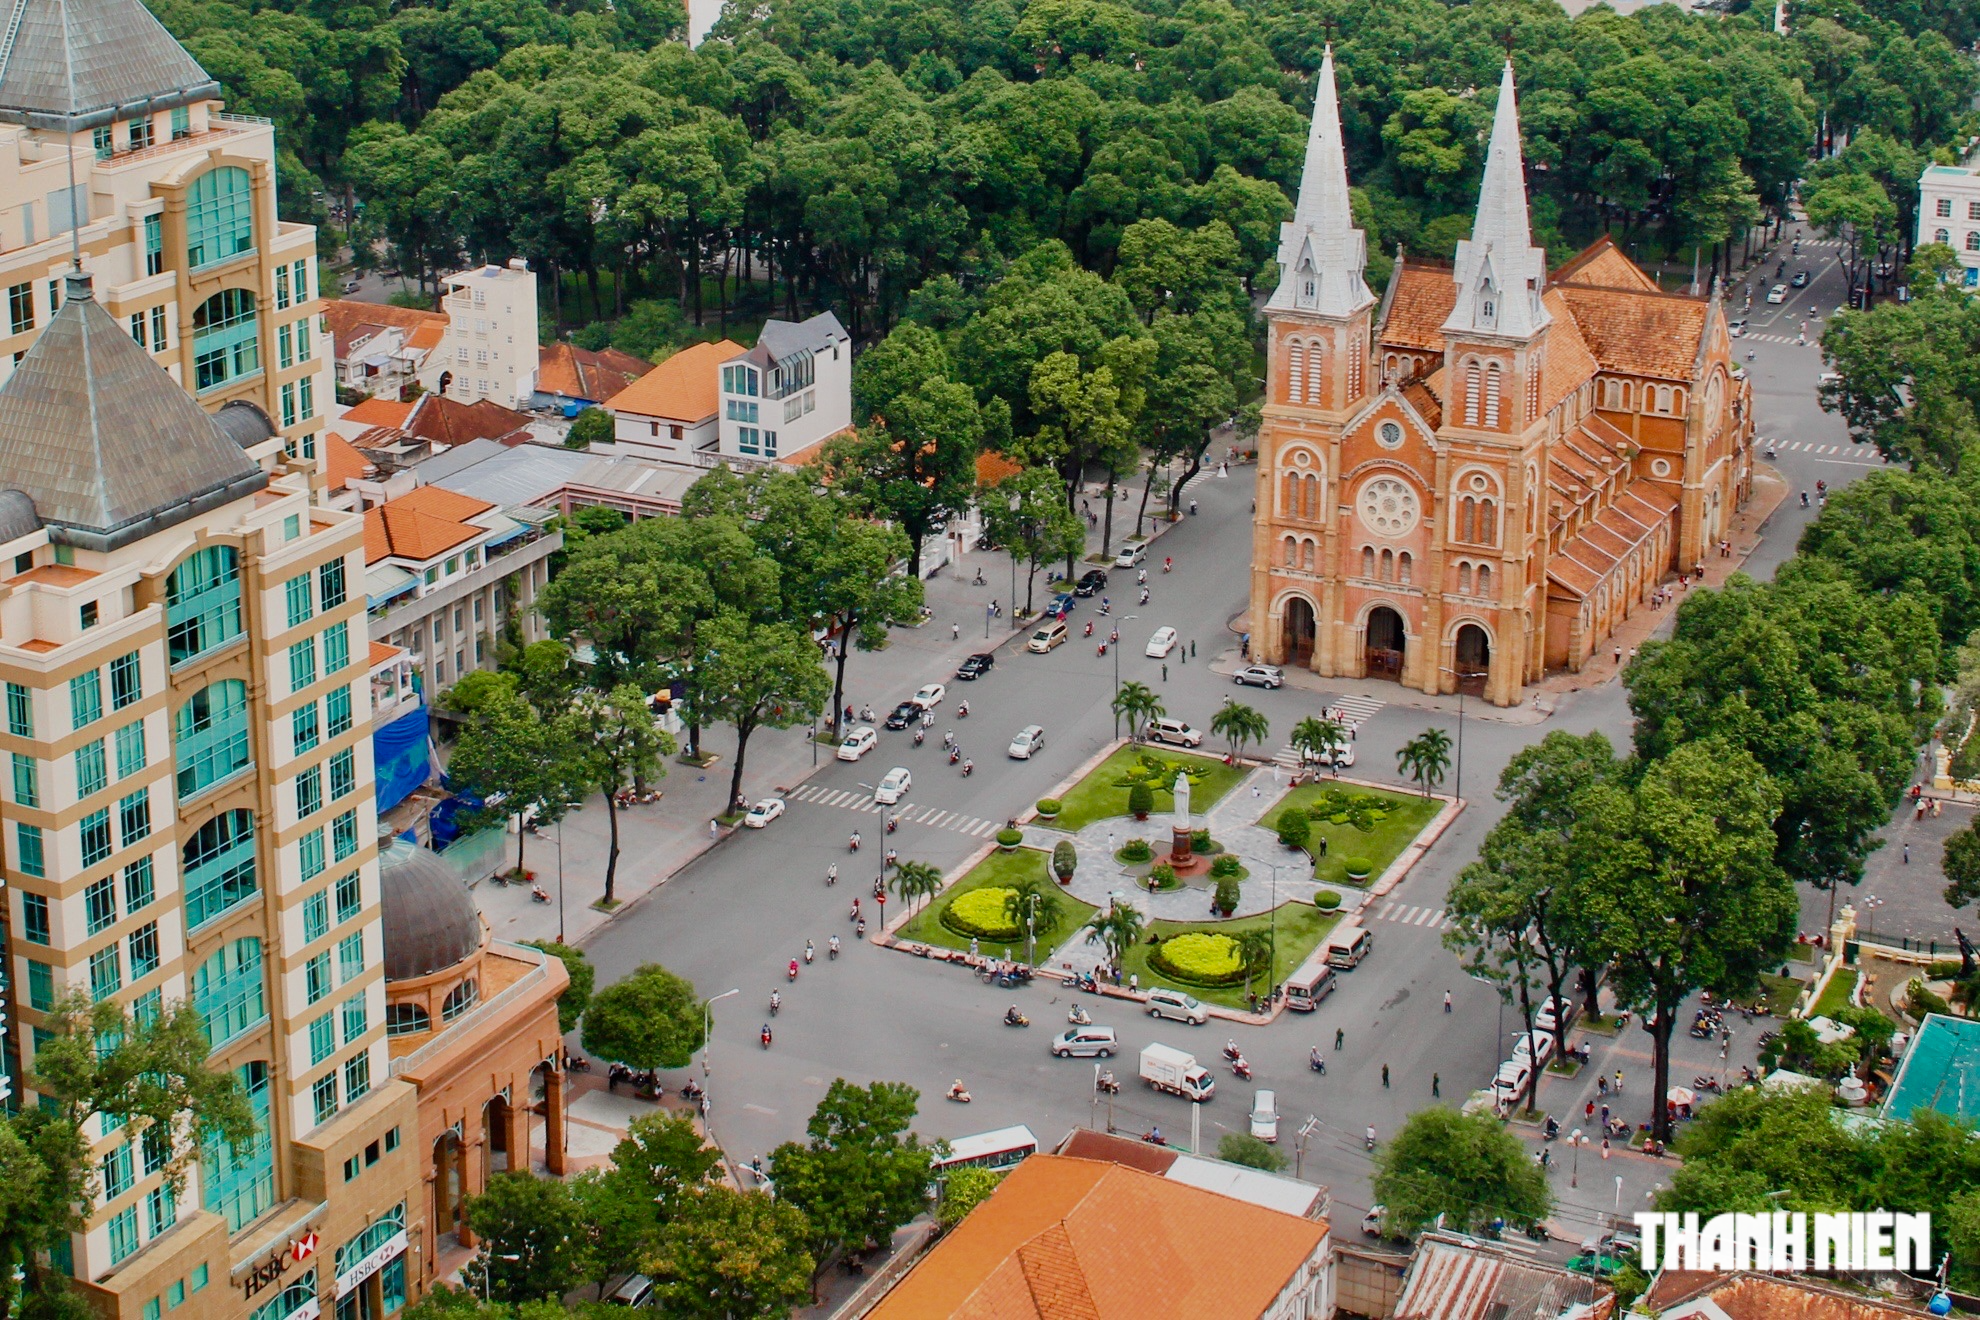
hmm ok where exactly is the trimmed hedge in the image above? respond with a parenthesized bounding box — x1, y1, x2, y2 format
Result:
(1128, 783, 1155, 816)
(1313, 889, 1343, 910)
(1343, 856, 1374, 879)
(1214, 874, 1241, 914)
(1210, 854, 1244, 879)
(1036, 798, 1062, 817)
(1119, 838, 1153, 863)
(1148, 862, 1178, 890)
(1052, 840, 1078, 881)
(996, 828, 1024, 848)
(1190, 828, 1214, 853)
(940, 887, 1022, 942)
(1278, 812, 1311, 849)
(1150, 932, 1248, 987)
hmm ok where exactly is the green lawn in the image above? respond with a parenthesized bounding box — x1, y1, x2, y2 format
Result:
(1812, 967, 1860, 1019)
(1046, 745, 1248, 833)
(1257, 782, 1442, 887)
(1117, 904, 1340, 1009)
(894, 848, 1097, 963)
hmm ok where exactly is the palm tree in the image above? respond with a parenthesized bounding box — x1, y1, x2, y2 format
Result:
(890, 861, 944, 915)
(1082, 902, 1147, 968)
(1005, 877, 1065, 964)
(1290, 715, 1344, 767)
(1397, 727, 1454, 797)
(1111, 681, 1165, 744)
(1211, 701, 1270, 763)
(1233, 928, 1275, 997)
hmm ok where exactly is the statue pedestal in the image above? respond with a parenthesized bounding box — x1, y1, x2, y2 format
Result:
(1165, 826, 1208, 878)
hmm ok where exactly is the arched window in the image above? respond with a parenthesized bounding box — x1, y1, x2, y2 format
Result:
(1302, 474, 1319, 519)
(175, 679, 251, 800)
(1937, 229, 1951, 245)
(1464, 362, 1482, 425)
(1283, 536, 1298, 568)
(1477, 564, 1492, 596)
(386, 1003, 431, 1037)
(1479, 499, 1498, 544)
(1306, 341, 1325, 403)
(193, 288, 259, 392)
(1398, 551, 1412, 585)
(1457, 563, 1472, 594)
(442, 978, 479, 1023)
(1362, 546, 1375, 577)
(1968, 232, 1980, 252)
(183, 808, 256, 928)
(202, 1060, 273, 1233)
(193, 937, 265, 1046)
(1460, 498, 1477, 542)
(166, 546, 242, 665)
(1348, 338, 1363, 398)
(1653, 385, 1674, 414)
(1384, 352, 1398, 381)
(186, 167, 254, 269)
(1287, 341, 1306, 404)
(1282, 471, 1298, 515)
(1302, 539, 1316, 571)
(1484, 362, 1503, 427)
(1379, 549, 1394, 581)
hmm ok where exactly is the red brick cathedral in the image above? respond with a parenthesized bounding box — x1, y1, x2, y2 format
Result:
(1249, 55, 1753, 706)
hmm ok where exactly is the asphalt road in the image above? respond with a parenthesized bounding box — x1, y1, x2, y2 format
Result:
(576, 230, 1878, 1252)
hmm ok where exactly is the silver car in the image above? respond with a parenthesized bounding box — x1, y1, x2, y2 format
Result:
(1052, 1026, 1118, 1058)
(1233, 664, 1284, 689)
(1009, 724, 1046, 759)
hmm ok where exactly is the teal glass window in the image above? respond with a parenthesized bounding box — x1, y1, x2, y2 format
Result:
(251, 1272, 315, 1320)
(129, 922, 159, 979)
(299, 374, 314, 420)
(303, 891, 327, 943)
(85, 876, 116, 934)
(142, 1126, 168, 1177)
(323, 621, 349, 674)
(292, 702, 320, 753)
(332, 810, 357, 862)
(166, 547, 243, 665)
(88, 944, 121, 999)
(289, 637, 316, 692)
(296, 766, 321, 818)
(143, 213, 163, 276)
(174, 680, 250, 799)
(70, 669, 102, 729)
(6, 681, 30, 736)
(80, 807, 111, 866)
(21, 891, 48, 943)
(11, 751, 36, 806)
(284, 574, 312, 628)
(182, 809, 256, 929)
(342, 992, 367, 1045)
(103, 1141, 133, 1197)
(308, 1013, 333, 1065)
(305, 951, 329, 1005)
(335, 871, 360, 922)
(116, 720, 146, 778)
(124, 856, 154, 912)
(93, 125, 112, 159)
(319, 558, 346, 610)
(192, 938, 265, 1046)
(75, 738, 106, 796)
(300, 827, 324, 882)
(311, 1072, 337, 1124)
(106, 1206, 138, 1264)
(146, 1183, 175, 1237)
(337, 931, 363, 982)
(325, 686, 351, 739)
(133, 987, 161, 1028)
(170, 106, 189, 140)
(343, 1049, 370, 1102)
(201, 1061, 273, 1232)
(119, 788, 151, 846)
(185, 167, 253, 269)
(193, 1264, 208, 1292)
(16, 822, 44, 877)
(26, 958, 52, 1010)
(110, 651, 141, 710)
(192, 288, 259, 392)
(329, 748, 354, 801)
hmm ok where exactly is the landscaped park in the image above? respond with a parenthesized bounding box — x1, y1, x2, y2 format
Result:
(889, 740, 1453, 1011)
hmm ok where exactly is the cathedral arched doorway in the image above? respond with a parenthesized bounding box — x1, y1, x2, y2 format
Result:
(1454, 624, 1491, 695)
(1365, 607, 1405, 678)
(1283, 597, 1317, 666)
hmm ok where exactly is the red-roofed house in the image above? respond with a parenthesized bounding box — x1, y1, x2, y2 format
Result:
(608, 339, 746, 465)
(322, 299, 449, 401)
(537, 341, 651, 409)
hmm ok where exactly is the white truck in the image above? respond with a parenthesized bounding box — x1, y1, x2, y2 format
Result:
(1139, 1043, 1216, 1102)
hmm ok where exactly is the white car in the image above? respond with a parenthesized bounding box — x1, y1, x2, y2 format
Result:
(1149, 717, 1203, 748)
(1250, 1089, 1280, 1143)
(1233, 664, 1284, 688)
(874, 767, 912, 805)
(910, 682, 946, 711)
(1145, 626, 1179, 658)
(1511, 1031, 1556, 1068)
(1304, 739, 1354, 768)
(836, 726, 877, 761)
(1114, 543, 1147, 568)
(1766, 284, 1788, 304)
(742, 798, 785, 828)
(1492, 1057, 1533, 1101)
(1145, 987, 1208, 1025)
(1534, 996, 1578, 1035)
(1009, 725, 1046, 759)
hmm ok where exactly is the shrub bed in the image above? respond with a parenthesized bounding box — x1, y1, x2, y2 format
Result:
(1147, 862, 1178, 891)
(1118, 838, 1153, 863)
(995, 827, 1023, 849)
(1343, 856, 1373, 879)
(940, 887, 1022, 942)
(1150, 932, 1248, 987)
(1035, 798, 1062, 818)
(1313, 889, 1343, 910)
(1210, 854, 1244, 879)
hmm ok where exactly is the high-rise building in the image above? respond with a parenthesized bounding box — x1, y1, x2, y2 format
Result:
(1250, 55, 1752, 705)
(0, 0, 331, 462)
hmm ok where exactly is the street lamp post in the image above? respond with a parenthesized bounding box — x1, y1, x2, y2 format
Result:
(555, 816, 566, 944)
(701, 988, 740, 1078)
(479, 1253, 521, 1303)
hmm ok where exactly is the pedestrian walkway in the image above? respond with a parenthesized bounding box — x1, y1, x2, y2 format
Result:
(1370, 900, 1451, 931)
(1269, 694, 1384, 767)
(787, 783, 1003, 838)
(1762, 438, 1882, 460)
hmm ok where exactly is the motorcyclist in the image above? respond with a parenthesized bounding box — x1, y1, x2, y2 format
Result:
(1004, 1005, 1025, 1025)
(827, 862, 838, 885)
(948, 1079, 969, 1100)
(787, 958, 799, 980)
(958, 699, 969, 717)
(804, 939, 815, 963)
(770, 990, 781, 1013)
(913, 726, 925, 746)
(962, 758, 973, 776)
(761, 1024, 773, 1047)
(1366, 1125, 1377, 1148)
(829, 934, 841, 957)
(1310, 1045, 1325, 1072)
(849, 830, 861, 850)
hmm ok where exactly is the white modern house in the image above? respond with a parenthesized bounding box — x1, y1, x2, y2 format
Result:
(1918, 161, 1980, 287)
(716, 311, 851, 466)
(418, 259, 540, 407)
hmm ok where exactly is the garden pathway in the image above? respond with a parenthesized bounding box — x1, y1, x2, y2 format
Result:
(1021, 765, 1366, 965)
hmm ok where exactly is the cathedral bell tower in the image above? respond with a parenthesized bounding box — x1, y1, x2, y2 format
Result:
(1250, 45, 1376, 673)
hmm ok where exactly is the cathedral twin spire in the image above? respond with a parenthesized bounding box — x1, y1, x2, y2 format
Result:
(1273, 53, 1547, 341)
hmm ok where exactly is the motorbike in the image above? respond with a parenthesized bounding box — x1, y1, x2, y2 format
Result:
(1163, 558, 1172, 573)
(1138, 588, 1150, 605)
(680, 1079, 704, 1103)
(1068, 1003, 1092, 1026)
(1070, 972, 1098, 994)
(1084, 620, 1094, 637)
(874, 877, 886, 898)
(958, 701, 969, 718)
(1543, 1116, 1560, 1141)
(849, 833, 862, 852)
(886, 815, 899, 834)
(1097, 601, 1111, 616)
(1525, 1222, 1552, 1243)
(1309, 1051, 1326, 1075)
(913, 727, 925, 746)
(1096, 642, 1108, 656)
(530, 886, 552, 904)
(946, 1085, 973, 1104)
(829, 936, 840, 959)
(1003, 1009, 1030, 1027)
(961, 760, 974, 777)
(1141, 1130, 1167, 1147)
(803, 942, 815, 965)
(826, 864, 838, 886)
(1231, 1057, 1252, 1081)
(787, 960, 799, 982)
(563, 1052, 591, 1073)
(1365, 1129, 1377, 1151)
(769, 992, 780, 1017)
(1693, 1075, 1724, 1094)
(760, 1025, 772, 1049)
(1222, 1042, 1244, 1064)
(948, 746, 961, 765)
(859, 706, 875, 723)
(1097, 1072, 1121, 1095)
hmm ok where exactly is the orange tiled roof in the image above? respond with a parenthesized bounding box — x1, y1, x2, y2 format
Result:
(343, 397, 415, 429)
(1642, 1271, 1933, 1319)
(362, 489, 490, 566)
(1552, 236, 1662, 293)
(608, 339, 746, 422)
(320, 299, 446, 358)
(405, 394, 534, 447)
(1538, 290, 1600, 417)
(407, 323, 444, 353)
(394, 484, 496, 521)
(368, 641, 403, 668)
(976, 451, 1023, 487)
(322, 435, 374, 491)
(537, 342, 651, 404)
(869, 1155, 1326, 1320)
(1379, 262, 1459, 353)
(1556, 285, 1708, 382)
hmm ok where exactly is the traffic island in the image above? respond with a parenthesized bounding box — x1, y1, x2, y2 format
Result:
(889, 847, 1099, 963)
(1256, 782, 1441, 889)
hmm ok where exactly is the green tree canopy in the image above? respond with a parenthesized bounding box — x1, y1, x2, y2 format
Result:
(1372, 1108, 1552, 1238)
(582, 964, 707, 1070)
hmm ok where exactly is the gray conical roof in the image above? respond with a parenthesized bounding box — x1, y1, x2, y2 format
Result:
(0, 0, 219, 130)
(0, 272, 265, 551)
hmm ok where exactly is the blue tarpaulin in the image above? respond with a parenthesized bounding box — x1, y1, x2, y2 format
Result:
(428, 790, 485, 850)
(372, 705, 431, 813)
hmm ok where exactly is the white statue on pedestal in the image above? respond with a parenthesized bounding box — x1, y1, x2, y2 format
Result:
(1174, 771, 1191, 832)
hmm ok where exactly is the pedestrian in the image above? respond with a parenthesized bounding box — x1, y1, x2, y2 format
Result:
(1335, 1027, 1345, 1050)
(1601, 1137, 1611, 1158)
(1601, 1103, 1610, 1127)
(1934, 798, 1943, 818)
(1613, 645, 1623, 667)
(1916, 798, 1928, 822)
(1585, 1099, 1595, 1121)
(1628, 647, 1637, 665)
(1253, 785, 1261, 800)
(1598, 1073, 1608, 1096)
(1432, 1073, 1440, 1097)
(710, 818, 719, 840)
(1190, 640, 1196, 657)
(952, 622, 960, 640)
(1614, 1068, 1624, 1094)
(1382, 1064, 1390, 1088)
(1443, 990, 1452, 1013)
(1162, 663, 1168, 681)
(1317, 836, 1328, 857)
(1129, 973, 1139, 993)
(1904, 842, 1911, 864)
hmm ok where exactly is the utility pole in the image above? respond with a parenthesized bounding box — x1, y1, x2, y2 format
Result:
(1294, 1116, 1321, 1181)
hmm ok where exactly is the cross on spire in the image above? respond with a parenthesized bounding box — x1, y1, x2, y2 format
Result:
(1268, 44, 1372, 319)
(1442, 60, 1550, 340)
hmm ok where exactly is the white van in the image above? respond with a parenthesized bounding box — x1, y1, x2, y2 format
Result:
(1148, 717, 1203, 748)
(1028, 621, 1070, 653)
(1324, 923, 1373, 969)
(836, 726, 877, 761)
(1284, 956, 1337, 1011)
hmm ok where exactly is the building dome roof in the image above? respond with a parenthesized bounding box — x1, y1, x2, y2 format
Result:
(0, 489, 40, 542)
(379, 839, 483, 980)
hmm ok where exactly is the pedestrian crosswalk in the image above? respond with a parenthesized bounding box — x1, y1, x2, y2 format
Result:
(1738, 332, 1803, 345)
(786, 783, 1003, 837)
(1271, 693, 1386, 768)
(1764, 439, 1881, 460)
(1371, 901, 1452, 931)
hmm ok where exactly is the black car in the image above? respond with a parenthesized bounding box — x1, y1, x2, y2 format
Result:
(883, 701, 920, 730)
(1073, 569, 1109, 597)
(956, 652, 996, 680)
